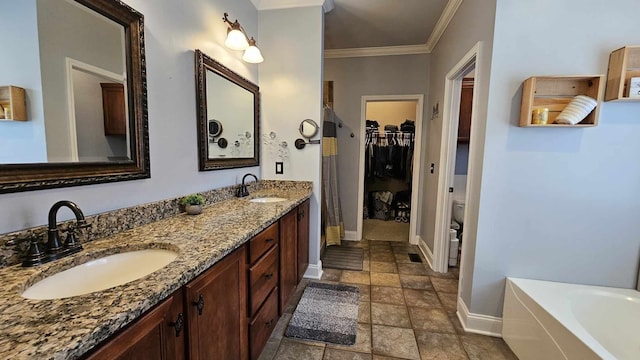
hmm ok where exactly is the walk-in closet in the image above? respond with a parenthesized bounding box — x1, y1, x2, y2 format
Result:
(362, 100, 417, 242)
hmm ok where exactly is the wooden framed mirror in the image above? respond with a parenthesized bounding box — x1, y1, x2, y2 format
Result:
(195, 50, 260, 170)
(0, 0, 149, 194)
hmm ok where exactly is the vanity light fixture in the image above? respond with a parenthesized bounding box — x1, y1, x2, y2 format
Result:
(222, 12, 264, 63)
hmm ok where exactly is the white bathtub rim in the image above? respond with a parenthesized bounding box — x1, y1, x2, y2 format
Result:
(507, 277, 640, 360)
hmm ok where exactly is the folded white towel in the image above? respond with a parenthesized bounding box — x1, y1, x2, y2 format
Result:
(555, 95, 597, 125)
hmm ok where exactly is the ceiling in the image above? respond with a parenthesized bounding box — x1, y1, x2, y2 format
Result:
(250, 0, 461, 56)
(324, 0, 461, 57)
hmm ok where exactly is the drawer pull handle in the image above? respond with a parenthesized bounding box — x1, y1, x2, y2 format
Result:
(265, 238, 274, 243)
(193, 294, 205, 315)
(169, 313, 184, 337)
(264, 273, 274, 280)
(265, 319, 275, 328)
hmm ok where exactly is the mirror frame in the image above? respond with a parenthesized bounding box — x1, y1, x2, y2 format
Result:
(0, 0, 149, 194)
(195, 49, 260, 171)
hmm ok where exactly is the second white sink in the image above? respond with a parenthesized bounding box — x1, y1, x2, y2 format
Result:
(249, 197, 287, 203)
(22, 249, 178, 300)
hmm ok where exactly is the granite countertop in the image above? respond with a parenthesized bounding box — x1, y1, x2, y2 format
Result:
(0, 186, 312, 360)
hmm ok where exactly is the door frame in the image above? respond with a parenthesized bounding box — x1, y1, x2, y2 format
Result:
(356, 94, 425, 245)
(65, 57, 128, 161)
(432, 42, 484, 273)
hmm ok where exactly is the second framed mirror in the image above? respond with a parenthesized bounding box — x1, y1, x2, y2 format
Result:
(195, 50, 259, 170)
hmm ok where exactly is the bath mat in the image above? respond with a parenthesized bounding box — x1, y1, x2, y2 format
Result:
(285, 282, 359, 345)
(322, 246, 364, 271)
(363, 219, 409, 242)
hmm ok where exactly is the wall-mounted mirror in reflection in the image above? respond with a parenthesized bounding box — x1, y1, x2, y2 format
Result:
(195, 50, 259, 170)
(0, 0, 149, 193)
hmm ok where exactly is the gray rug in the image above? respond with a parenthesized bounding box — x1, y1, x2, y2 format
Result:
(322, 246, 364, 271)
(285, 282, 359, 345)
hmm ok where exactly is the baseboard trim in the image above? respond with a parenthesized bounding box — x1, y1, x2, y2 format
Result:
(417, 236, 434, 270)
(343, 230, 359, 241)
(303, 261, 323, 280)
(457, 297, 503, 337)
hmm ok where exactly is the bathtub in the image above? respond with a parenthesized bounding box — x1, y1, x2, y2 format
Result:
(503, 278, 640, 360)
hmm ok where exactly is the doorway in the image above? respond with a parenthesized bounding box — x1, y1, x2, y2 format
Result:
(431, 42, 485, 332)
(65, 58, 129, 162)
(357, 95, 424, 245)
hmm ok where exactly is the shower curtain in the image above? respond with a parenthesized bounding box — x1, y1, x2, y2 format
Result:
(322, 107, 344, 246)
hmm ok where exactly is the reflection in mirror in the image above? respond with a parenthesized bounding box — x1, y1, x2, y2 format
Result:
(195, 50, 259, 170)
(299, 119, 319, 139)
(206, 70, 254, 158)
(0, 0, 149, 193)
(2, 0, 128, 164)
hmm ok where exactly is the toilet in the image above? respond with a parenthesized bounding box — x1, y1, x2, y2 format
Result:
(452, 198, 465, 226)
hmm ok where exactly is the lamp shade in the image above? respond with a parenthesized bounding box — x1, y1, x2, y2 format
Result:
(225, 29, 249, 50)
(242, 38, 264, 63)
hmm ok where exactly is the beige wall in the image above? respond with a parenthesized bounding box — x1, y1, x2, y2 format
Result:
(366, 101, 417, 129)
(324, 54, 430, 237)
(258, 6, 324, 275)
(421, 0, 496, 309)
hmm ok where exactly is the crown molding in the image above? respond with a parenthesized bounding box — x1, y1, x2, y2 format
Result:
(251, 0, 334, 12)
(425, 0, 463, 52)
(324, 44, 430, 59)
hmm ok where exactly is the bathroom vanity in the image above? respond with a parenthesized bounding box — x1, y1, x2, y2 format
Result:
(0, 183, 312, 360)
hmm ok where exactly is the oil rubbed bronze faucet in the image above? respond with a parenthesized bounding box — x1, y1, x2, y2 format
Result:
(236, 173, 258, 197)
(4, 201, 90, 267)
(46, 200, 88, 260)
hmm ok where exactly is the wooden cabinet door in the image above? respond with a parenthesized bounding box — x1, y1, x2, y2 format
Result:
(249, 288, 279, 360)
(85, 289, 185, 360)
(101, 83, 127, 136)
(457, 78, 474, 143)
(279, 209, 298, 313)
(185, 246, 248, 360)
(296, 200, 310, 283)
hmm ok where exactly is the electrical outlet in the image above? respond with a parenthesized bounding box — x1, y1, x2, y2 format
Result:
(275, 162, 283, 174)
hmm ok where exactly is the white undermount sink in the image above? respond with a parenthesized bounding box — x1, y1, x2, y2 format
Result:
(249, 197, 287, 203)
(21, 249, 178, 300)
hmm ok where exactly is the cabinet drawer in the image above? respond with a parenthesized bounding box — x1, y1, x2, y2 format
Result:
(249, 245, 279, 316)
(249, 222, 279, 264)
(249, 288, 278, 360)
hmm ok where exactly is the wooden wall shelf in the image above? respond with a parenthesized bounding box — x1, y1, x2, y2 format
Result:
(605, 45, 640, 101)
(0, 86, 27, 121)
(519, 76, 604, 127)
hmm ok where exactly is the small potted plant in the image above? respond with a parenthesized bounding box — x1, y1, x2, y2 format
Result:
(180, 194, 205, 215)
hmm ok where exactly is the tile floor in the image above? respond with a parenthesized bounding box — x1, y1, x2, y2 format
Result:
(258, 240, 518, 360)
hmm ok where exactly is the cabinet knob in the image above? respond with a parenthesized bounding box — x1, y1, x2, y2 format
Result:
(265, 238, 274, 243)
(169, 313, 184, 337)
(264, 273, 274, 280)
(193, 294, 205, 315)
